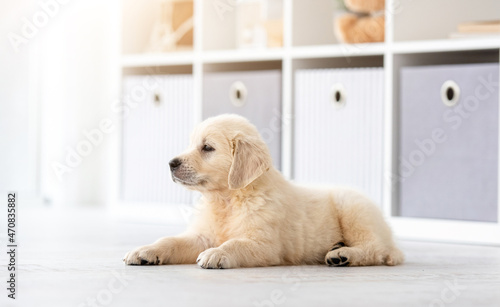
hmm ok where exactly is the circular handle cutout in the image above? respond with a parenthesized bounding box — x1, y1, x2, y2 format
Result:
(229, 81, 247, 107)
(441, 80, 460, 107)
(331, 83, 346, 109)
(153, 91, 161, 106)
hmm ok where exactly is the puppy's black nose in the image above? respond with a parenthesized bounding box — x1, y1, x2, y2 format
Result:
(169, 158, 182, 171)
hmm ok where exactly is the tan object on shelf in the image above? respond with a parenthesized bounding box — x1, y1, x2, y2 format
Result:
(334, 0, 385, 44)
(146, 0, 193, 52)
(344, 0, 385, 14)
(457, 20, 500, 33)
(263, 19, 283, 48)
(335, 14, 384, 44)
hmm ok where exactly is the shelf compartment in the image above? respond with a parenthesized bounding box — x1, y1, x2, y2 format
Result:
(393, 0, 500, 42)
(292, 0, 343, 47)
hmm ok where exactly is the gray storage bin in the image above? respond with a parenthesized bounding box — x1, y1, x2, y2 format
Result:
(203, 70, 282, 169)
(399, 63, 499, 222)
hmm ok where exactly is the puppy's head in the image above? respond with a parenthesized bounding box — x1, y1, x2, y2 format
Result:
(169, 114, 272, 192)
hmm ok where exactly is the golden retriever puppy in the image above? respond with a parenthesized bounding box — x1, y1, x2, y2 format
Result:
(123, 114, 404, 268)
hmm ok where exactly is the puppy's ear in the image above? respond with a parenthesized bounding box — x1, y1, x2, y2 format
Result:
(228, 135, 272, 190)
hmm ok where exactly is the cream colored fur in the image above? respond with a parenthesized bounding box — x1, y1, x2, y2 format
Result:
(123, 114, 404, 268)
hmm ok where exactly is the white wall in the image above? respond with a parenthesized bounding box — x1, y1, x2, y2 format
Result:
(39, 0, 121, 207)
(0, 1, 39, 200)
(1, 0, 121, 207)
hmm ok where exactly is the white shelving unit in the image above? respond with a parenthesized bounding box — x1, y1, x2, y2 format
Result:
(118, 0, 500, 244)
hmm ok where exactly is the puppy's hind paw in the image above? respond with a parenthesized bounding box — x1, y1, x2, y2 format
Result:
(326, 244, 350, 267)
(326, 255, 350, 267)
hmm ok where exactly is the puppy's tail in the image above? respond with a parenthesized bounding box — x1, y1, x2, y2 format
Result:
(385, 247, 405, 266)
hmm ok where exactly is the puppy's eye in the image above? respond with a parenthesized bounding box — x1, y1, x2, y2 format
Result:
(202, 144, 215, 152)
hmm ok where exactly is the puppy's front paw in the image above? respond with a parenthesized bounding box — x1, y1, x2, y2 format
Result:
(197, 248, 234, 269)
(123, 245, 163, 265)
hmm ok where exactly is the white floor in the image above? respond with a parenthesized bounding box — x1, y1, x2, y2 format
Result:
(1, 208, 499, 307)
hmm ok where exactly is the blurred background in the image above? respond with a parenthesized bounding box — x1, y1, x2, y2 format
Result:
(1, 0, 120, 207)
(1, 0, 500, 244)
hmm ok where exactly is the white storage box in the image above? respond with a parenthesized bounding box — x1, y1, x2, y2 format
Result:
(294, 68, 385, 205)
(121, 74, 194, 204)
